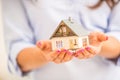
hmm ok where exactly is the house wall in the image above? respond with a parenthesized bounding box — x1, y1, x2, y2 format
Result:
(51, 36, 89, 51)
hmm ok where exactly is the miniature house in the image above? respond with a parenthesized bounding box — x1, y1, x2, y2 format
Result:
(50, 18, 89, 51)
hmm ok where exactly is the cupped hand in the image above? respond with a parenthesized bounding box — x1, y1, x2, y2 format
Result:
(51, 49, 73, 64)
(36, 40, 73, 64)
(74, 31, 108, 59)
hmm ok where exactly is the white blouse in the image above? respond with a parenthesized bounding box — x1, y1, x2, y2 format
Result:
(2, 0, 120, 80)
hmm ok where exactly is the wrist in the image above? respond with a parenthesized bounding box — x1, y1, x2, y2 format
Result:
(17, 47, 48, 72)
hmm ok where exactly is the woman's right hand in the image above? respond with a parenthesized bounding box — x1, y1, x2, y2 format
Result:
(36, 40, 73, 64)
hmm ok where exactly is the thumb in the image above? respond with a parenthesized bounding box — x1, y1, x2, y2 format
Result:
(36, 41, 45, 49)
(47, 50, 58, 61)
(36, 40, 52, 50)
(97, 33, 108, 42)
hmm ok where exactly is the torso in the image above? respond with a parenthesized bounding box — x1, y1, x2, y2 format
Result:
(23, 0, 111, 40)
(22, 1, 118, 80)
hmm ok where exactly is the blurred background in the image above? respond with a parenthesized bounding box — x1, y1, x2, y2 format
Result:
(0, 0, 120, 80)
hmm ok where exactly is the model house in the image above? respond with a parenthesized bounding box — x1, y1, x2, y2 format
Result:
(50, 18, 89, 51)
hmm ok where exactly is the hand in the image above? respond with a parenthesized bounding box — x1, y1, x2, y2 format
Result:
(36, 40, 73, 64)
(89, 31, 108, 46)
(51, 49, 73, 64)
(36, 40, 52, 64)
(74, 31, 108, 59)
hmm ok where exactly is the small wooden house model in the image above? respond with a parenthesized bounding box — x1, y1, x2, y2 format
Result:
(50, 18, 89, 51)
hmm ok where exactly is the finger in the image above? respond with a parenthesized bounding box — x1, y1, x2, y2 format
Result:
(74, 49, 84, 59)
(97, 32, 108, 42)
(85, 46, 96, 55)
(76, 52, 85, 59)
(82, 49, 90, 57)
(77, 53, 85, 59)
(62, 51, 73, 62)
(53, 49, 67, 64)
(75, 49, 92, 59)
(88, 32, 98, 44)
(83, 49, 95, 58)
(36, 41, 43, 49)
(89, 44, 102, 54)
(74, 48, 83, 57)
(77, 49, 90, 59)
(50, 49, 61, 61)
(36, 40, 51, 50)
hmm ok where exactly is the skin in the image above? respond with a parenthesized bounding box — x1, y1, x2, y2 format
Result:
(17, 41, 73, 72)
(17, 31, 120, 73)
(16, 0, 120, 74)
(74, 32, 120, 59)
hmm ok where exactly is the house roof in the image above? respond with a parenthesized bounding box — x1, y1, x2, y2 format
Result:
(50, 18, 89, 39)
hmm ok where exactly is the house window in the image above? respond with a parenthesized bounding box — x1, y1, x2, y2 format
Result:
(56, 40, 63, 48)
(82, 38, 88, 47)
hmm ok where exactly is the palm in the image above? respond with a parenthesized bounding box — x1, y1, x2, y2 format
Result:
(88, 32, 107, 54)
(89, 32, 107, 46)
(36, 40, 53, 62)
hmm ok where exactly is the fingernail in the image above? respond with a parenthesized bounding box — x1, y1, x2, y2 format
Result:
(85, 47, 91, 50)
(57, 49, 61, 54)
(74, 53, 79, 57)
(78, 49, 84, 53)
(106, 36, 108, 40)
(75, 49, 83, 56)
(63, 49, 67, 52)
(38, 42, 41, 46)
(68, 51, 72, 55)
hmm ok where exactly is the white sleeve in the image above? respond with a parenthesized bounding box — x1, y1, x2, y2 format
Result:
(106, 3, 120, 41)
(3, 0, 35, 76)
(117, 58, 120, 66)
(105, 3, 120, 65)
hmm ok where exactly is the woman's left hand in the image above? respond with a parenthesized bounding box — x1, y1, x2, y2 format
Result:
(74, 31, 108, 59)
